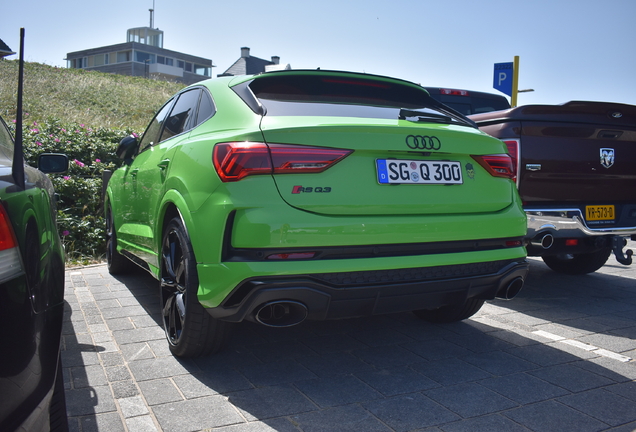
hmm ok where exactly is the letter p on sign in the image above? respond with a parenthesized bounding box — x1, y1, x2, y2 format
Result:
(493, 62, 513, 96)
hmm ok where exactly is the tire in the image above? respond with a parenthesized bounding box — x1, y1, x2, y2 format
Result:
(542, 247, 611, 275)
(413, 298, 485, 323)
(49, 354, 69, 432)
(106, 205, 135, 275)
(160, 216, 232, 358)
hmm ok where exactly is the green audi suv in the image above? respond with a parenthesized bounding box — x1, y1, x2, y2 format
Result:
(105, 70, 528, 357)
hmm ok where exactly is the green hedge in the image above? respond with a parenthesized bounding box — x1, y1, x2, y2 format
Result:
(13, 118, 135, 264)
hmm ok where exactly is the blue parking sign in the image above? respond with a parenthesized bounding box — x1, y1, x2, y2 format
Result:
(494, 62, 513, 96)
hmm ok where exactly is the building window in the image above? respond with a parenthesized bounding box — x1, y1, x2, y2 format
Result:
(157, 56, 174, 66)
(94, 54, 108, 66)
(117, 51, 131, 63)
(68, 57, 86, 69)
(135, 51, 156, 64)
(195, 64, 210, 77)
(184, 62, 192, 72)
(177, 60, 185, 69)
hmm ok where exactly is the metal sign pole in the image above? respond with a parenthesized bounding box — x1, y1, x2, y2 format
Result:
(511, 56, 520, 107)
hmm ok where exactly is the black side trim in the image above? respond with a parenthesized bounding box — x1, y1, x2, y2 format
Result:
(121, 250, 151, 273)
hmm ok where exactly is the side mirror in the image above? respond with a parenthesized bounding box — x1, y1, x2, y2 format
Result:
(38, 153, 69, 173)
(116, 135, 138, 163)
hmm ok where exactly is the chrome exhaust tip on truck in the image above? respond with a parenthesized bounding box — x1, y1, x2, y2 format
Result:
(531, 232, 554, 250)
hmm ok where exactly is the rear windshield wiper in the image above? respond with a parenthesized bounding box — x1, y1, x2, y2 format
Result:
(399, 109, 453, 124)
(399, 107, 477, 129)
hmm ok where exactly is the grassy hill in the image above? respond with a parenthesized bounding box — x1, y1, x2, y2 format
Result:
(0, 60, 185, 131)
(0, 60, 187, 264)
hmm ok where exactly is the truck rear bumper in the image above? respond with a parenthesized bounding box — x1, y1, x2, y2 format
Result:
(526, 208, 636, 239)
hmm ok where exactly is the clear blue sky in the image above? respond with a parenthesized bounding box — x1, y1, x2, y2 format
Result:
(2, 0, 635, 106)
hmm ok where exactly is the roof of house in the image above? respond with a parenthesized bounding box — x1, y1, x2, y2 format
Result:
(0, 38, 15, 58)
(219, 47, 279, 77)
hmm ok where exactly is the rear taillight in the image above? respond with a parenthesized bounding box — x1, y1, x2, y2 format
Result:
(0, 203, 24, 284)
(213, 142, 352, 182)
(0, 204, 18, 252)
(502, 139, 520, 185)
(472, 154, 516, 180)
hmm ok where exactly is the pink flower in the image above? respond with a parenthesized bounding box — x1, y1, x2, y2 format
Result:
(36, 141, 42, 146)
(33, 121, 38, 126)
(30, 129, 39, 133)
(12, 119, 16, 123)
(60, 128, 66, 132)
(63, 176, 70, 180)
(54, 138, 60, 142)
(62, 230, 70, 236)
(132, 132, 139, 138)
(73, 159, 85, 167)
(95, 159, 101, 163)
(80, 124, 85, 128)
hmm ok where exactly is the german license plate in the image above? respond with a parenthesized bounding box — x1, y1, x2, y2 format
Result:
(585, 205, 615, 221)
(377, 159, 463, 184)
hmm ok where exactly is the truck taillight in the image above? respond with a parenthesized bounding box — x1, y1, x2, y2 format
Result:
(502, 139, 520, 186)
(213, 142, 352, 182)
(472, 154, 516, 180)
(440, 88, 469, 96)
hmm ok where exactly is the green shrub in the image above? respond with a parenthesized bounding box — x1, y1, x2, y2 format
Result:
(13, 119, 136, 264)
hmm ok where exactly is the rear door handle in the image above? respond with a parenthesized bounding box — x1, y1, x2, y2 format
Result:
(157, 159, 170, 170)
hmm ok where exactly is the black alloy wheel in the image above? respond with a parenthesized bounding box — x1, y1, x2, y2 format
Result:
(106, 205, 135, 275)
(160, 216, 231, 357)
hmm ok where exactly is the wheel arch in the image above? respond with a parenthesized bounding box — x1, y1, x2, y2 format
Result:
(156, 189, 195, 257)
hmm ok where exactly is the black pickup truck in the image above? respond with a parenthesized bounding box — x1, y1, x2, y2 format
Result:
(468, 101, 635, 274)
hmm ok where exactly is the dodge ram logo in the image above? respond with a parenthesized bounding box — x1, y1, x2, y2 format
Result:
(600, 148, 615, 168)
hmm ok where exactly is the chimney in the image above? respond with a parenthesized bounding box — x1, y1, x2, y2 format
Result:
(271, 56, 280, 65)
(241, 47, 250, 58)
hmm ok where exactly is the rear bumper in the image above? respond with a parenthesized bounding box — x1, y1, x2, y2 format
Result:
(526, 208, 636, 239)
(205, 258, 529, 323)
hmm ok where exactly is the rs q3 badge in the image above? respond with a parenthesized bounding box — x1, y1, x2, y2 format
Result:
(600, 148, 615, 169)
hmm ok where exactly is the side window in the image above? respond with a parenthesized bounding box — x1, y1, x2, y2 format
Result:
(195, 90, 215, 127)
(159, 89, 201, 142)
(138, 99, 175, 153)
(0, 118, 14, 161)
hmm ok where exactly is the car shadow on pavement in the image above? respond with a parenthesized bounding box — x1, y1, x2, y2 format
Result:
(62, 260, 636, 431)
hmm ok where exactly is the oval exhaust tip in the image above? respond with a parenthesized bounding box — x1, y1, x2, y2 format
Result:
(496, 277, 524, 300)
(255, 300, 308, 327)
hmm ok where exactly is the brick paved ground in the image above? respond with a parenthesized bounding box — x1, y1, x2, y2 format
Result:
(62, 242, 636, 431)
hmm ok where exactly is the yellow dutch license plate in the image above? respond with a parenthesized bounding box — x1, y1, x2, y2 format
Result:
(585, 205, 615, 221)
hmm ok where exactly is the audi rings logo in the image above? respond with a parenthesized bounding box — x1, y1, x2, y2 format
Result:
(406, 135, 441, 150)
